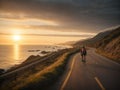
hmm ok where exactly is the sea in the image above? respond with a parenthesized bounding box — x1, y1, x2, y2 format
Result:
(0, 45, 71, 70)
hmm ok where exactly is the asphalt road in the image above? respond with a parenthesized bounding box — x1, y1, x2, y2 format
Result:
(50, 48, 120, 90)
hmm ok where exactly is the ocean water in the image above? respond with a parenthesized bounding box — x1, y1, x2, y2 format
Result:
(0, 45, 70, 70)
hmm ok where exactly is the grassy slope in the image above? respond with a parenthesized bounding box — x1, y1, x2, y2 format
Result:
(6, 52, 55, 73)
(0, 48, 79, 90)
(96, 27, 120, 63)
(74, 29, 112, 47)
(74, 26, 120, 63)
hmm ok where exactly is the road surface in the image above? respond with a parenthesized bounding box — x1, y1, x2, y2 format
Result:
(50, 48, 120, 90)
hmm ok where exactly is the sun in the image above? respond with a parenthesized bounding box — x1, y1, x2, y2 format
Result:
(13, 35, 21, 41)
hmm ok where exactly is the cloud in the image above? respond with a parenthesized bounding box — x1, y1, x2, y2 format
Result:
(0, 0, 120, 33)
(0, 17, 58, 26)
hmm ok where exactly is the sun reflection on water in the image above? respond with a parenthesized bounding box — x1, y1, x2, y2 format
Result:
(14, 44, 19, 61)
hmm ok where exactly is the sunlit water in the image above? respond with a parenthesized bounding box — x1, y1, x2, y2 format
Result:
(0, 45, 70, 70)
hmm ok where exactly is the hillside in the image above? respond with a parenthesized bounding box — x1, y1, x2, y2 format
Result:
(96, 26, 120, 63)
(74, 29, 112, 47)
(74, 25, 120, 63)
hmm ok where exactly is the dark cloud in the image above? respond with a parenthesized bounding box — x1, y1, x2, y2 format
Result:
(0, 0, 120, 33)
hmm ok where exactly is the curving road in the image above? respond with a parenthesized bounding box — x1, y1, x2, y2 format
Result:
(50, 48, 120, 90)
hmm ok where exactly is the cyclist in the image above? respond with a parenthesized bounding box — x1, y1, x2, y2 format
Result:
(80, 46, 87, 62)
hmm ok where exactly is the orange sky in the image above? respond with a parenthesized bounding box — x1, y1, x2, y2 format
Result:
(0, 18, 95, 45)
(0, 32, 95, 45)
(1, 0, 119, 45)
(0, 14, 96, 45)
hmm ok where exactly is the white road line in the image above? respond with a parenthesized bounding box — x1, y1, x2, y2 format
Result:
(60, 54, 77, 90)
(94, 77, 106, 90)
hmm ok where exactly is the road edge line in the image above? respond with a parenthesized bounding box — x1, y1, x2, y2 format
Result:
(60, 54, 77, 90)
(94, 77, 106, 90)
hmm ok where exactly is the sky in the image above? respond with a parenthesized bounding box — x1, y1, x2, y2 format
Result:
(0, 0, 120, 45)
